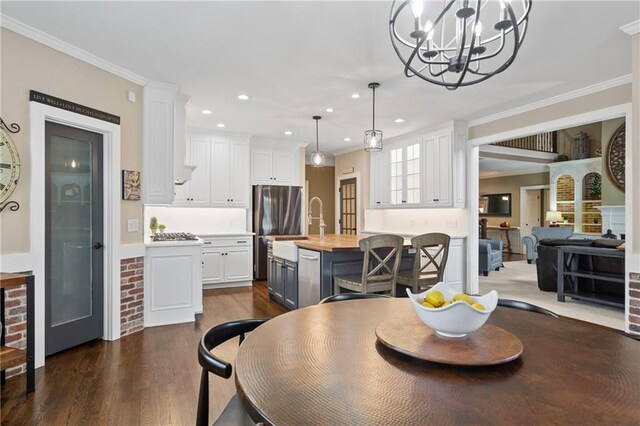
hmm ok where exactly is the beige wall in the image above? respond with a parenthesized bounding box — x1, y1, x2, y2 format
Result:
(0, 28, 143, 254)
(479, 172, 549, 227)
(601, 117, 626, 206)
(305, 166, 335, 234)
(469, 84, 632, 140)
(334, 149, 370, 231)
(556, 122, 602, 159)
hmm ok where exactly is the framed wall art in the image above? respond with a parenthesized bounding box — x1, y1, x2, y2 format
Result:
(122, 170, 141, 200)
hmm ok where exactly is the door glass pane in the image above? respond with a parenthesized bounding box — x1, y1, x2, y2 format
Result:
(390, 148, 403, 204)
(50, 135, 92, 326)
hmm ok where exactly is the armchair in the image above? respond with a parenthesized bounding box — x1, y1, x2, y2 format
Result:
(522, 226, 573, 264)
(479, 239, 503, 276)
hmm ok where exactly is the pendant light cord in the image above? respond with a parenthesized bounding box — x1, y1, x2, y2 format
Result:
(372, 85, 376, 131)
(315, 118, 319, 151)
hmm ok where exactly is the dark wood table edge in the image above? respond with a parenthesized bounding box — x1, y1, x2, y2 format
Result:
(235, 373, 273, 426)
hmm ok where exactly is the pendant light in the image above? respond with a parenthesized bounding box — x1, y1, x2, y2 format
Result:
(364, 82, 383, 152)
(309, 115, 326, 167)
(389, 0, 532, 90)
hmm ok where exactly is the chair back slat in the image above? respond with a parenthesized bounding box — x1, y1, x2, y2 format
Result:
(359, 234, 404, 296)
(411, 233, 450, 283)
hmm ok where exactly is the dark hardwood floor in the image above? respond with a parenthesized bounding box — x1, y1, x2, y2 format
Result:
(1, 281, 288, 425)
(502, 252, 525, 262)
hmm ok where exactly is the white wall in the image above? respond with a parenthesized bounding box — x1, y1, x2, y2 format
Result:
(364, 208, 468, 237)
(143, 206, 247, 238)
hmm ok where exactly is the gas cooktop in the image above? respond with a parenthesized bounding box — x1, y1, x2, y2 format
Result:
(151, 232, 198, 242)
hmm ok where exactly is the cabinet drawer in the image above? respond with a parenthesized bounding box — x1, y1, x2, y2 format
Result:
(201, 237, 252, 247)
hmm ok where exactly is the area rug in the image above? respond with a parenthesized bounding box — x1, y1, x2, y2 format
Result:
(479, 260, 624, 330)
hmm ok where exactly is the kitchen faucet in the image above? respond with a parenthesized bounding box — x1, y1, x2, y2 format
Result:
(307, 196, 326, 239)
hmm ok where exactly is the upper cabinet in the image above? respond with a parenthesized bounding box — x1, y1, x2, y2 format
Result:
(174, 132, 250, 208)
(142, 82, 194, 204)
(143, 82, 178, 204)
(251, 148, 299, 185)
(369, 122, 467, 209)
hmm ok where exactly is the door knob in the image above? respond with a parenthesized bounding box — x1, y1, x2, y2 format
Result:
(93, 242, 104, 249)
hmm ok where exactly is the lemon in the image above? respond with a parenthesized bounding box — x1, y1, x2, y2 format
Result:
(421, 301, 435, 309)
(425, 290, 445, 307)
(472, 303, 486, 311)
(441, 301, 451, 308)
(452, 293, 474, 305)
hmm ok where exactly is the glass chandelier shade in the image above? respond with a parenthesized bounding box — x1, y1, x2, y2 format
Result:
(310, 115, 326, 167)
(389, 0, 532, 90)
(364, 82, 383, 152)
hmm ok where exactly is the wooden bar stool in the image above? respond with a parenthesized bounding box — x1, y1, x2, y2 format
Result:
(396, 233, 450, 294)
(334, 234, 404, 297)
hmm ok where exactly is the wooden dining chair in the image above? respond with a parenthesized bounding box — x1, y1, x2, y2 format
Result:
(396, 233, 450, 294)
(333, 234, 404, 297)
(497, 299, 559, 318)
(197, 318, 268, 426)
(319, 293, 389, 304)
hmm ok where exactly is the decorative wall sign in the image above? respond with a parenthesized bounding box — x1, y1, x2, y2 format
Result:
(606, 123, 625, 191)
(30, 90, 120, 125)
(122, 170, 141, 200)
(0, 117, 21, 213)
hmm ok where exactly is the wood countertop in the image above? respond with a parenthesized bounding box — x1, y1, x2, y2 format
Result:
(292, 234, 412, 253)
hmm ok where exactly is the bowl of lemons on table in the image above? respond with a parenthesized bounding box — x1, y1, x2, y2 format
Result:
(407, 282, 498, 338)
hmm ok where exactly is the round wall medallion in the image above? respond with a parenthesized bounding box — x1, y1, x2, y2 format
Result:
(0, 125, 21, 204)
(606, 123, 625, 191)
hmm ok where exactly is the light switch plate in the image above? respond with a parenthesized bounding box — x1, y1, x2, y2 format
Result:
(127, 90, 136, 103)
(127, 219, 139, 232)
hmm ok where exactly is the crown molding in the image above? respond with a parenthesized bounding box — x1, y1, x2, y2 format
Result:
(620, 20, 640, 36)
(0, 14, 149, 86)
(468, 74, 632, 128)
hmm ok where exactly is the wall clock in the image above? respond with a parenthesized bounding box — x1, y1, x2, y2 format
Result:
(605, 123, 625, 192)
(0, 118, 21, 211)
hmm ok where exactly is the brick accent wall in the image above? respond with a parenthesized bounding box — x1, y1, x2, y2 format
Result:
(630, 273, 640, 335)
(556, 175, 575, 201)
(3, 284, 27, 378)
(121, 257, 144, 337)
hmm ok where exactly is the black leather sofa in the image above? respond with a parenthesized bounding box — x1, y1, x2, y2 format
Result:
(536, 239, 625, 300)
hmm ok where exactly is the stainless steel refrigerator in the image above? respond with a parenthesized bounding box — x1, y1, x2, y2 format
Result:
(253, 185, 302, 279)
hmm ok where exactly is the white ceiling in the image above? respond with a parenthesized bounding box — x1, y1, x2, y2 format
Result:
(2, 1, 638, 156)
(479, 157, 548, 178)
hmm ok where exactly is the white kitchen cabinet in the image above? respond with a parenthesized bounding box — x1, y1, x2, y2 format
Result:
(423, 132, 452, 207)
(251, 149, 297, 185)
(143, 82, 177, 204)
(144, 241, 203, 327)
(370, 150, 390, 208)
(201, 235, 253, 288)
(173, 133, 249, 207)
(369, 122, 466, 209)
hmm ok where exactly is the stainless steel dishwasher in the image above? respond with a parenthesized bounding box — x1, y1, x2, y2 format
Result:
(298, 248, 321, 307)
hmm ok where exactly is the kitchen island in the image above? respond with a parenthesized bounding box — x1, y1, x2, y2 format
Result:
(267, 234, 414, 309)
(267, 234, 466, 309)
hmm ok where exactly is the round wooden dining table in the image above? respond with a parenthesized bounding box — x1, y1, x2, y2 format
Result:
(235, 298, 640, 425)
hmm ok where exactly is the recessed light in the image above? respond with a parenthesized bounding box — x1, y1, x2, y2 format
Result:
(238, 94, 249, 100)
(344, 137, 351, 142)
(351, 93, 360, 99)
(326, 108, 334, 113)
(284, 131, 292, 135)
(217, 123, 225, 128)
(202, 109, 212, 115)
(394, 118, 405, 123)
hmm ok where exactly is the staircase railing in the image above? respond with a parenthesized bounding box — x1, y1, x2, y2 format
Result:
(494, 132, 557, 153)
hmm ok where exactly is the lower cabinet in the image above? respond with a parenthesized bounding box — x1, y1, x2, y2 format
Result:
(200, 235, 253, 288)
(268, 255, 298, 310)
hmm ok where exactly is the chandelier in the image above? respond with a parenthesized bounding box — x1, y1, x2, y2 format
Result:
(364, 82, 383, 152)
(309, 115, 326, 167)
(389, 0, 532, 90)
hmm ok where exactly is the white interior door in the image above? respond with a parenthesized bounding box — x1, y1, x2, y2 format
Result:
(522, 189, 542, 239)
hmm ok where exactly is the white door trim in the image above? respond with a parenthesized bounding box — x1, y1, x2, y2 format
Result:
(335, 172, 361, 234)
(466, 102, 635, 333)
(30, 101, 121, 368)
